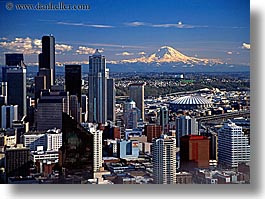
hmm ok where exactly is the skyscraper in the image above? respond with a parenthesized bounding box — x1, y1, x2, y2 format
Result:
(144, 124, 162, 143)
(81, 95, 88, 122)
(5, 53, 24, 67)
(65, 65, 82, 104)
(34, 75, 46, 101)
(107, 78, 116, 122)
(127, 108, 141, 129)
(159, 106, 169, 133)
(218, 120, 250, 168)
(38, 68, 52, 90)
(123, 99, 141, 129)
(6, 67, 27, 118)
(180, 135, 210, 169)
(40, 35, 55, 86)
(1, 105, 18, 129)
(5, 144, 30, 180)
(152, 135, 177, 184)
(1, 82, 7, 105)
(129, 83, 145, 120)
(36, 91, 69, 131)
(69, 95, 81, 123)
(88, 50, 107, 123)
(59, 113, 94, 178)
(82, 123, 103, 173)
(176, 115, 198, 147)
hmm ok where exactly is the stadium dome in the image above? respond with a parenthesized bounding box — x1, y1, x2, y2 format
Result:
(169, 95, 212, 111)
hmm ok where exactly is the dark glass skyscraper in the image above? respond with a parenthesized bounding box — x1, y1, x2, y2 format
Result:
(65, 65, 82, 104)
(5, 53, 24, 66)
(59, 112, 94, 178)
(40, 35, 55, 86)
(2, 54, 24, 82)
(129, 83, 145, 120)
(88, 50, 107, 123)
(107, 78, 116, 122)
(6, 67, 27, 119)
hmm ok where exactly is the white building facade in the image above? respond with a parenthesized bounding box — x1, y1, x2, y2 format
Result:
(152, 135, 177, 184)
(218, 120, 250, 168)
(22, 129, 62, 152)
(82, 123, 103, 172)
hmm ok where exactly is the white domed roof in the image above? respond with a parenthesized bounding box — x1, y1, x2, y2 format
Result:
(172, 95, 212, 105)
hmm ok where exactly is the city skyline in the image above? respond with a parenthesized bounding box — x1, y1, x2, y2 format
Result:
(0, 0, 250, 66)
(0, 0, 251, 185)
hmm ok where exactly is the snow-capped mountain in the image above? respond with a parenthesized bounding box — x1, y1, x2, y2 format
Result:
(117, 46, 223, 65)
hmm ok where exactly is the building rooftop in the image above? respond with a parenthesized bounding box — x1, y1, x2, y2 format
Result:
(181, 135, 209, 140)
(24, 128, 61, 135)
(171, 95, 212, 105)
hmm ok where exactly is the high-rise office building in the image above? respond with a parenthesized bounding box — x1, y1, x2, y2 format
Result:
(123, 98, 136, 113)
(5, 144, 30, 180)
(1, 82, 7, 105)
(6, 67, 27, 118)
(176, 115, 198, 147)
(5, 53, 24, 67)
(82, 123, 103, 172)
(152, 135, 177, 184)
(107, 78, 116, 122)
(34, 75, 46, 101)
(123, 99, 141, 129)
(59, 113, 93, 178)
(81, 95, 88, 122)
(38, 68, 52, 90)
(12, 120, 29, 144)
(180, 135, 210, 169)
(144, 124, 162, 143)
(88, 50, 107, 123)
(159, 106, 169, 133)
(1, 105, 18, 129)
(69, 95, 81, 123)
(218, 120, 250, 168)
(126, 108, 141, 129)
(22, 128, 62, 151)
(39, 35, 55, 86)
(65, 65, 82, 104)
(129, 83, 145, 120)
(36, 91, 69, 131)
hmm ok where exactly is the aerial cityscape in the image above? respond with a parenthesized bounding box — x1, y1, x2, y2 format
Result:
(0, 0, 250, 184)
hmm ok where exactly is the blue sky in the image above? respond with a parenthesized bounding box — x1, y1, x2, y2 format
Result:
(0, 0, 250, 65)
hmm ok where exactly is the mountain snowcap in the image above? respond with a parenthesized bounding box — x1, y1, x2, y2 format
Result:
(118, 46, 223, 65)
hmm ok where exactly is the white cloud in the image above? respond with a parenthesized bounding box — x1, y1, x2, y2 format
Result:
(242, 43, 250, 50)
(0, 37, 8, 41)
(138, 51, 146, 55)
(0, 36, 73, 55)
(33, 39, 42, 48)
(116, 51, 134, 56)
(125, 21, 146, 27)
(75, 46, 102, 55)
(0, 37, 41, 54)
(152, 22, 200, 28)
(56, 60, 89, 66)
(55, 44, 73, 53)
(57, 21, 114, 28)
(125, 21, 207, 29)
